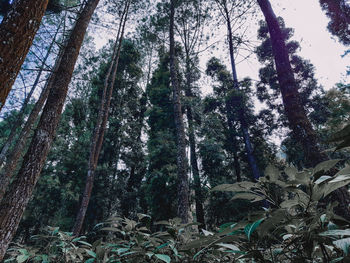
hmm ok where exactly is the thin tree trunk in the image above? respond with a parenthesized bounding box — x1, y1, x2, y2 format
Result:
(256, 0, 350, 217)
(0, 0, 49, 110)
(72, 0, 130, 236)
(170, 0, 190, 224)
(224, 3, 261, 180)
(0, 0, 100, 259)
(184, 57, 205, 228)
(0, 21, 61, 168)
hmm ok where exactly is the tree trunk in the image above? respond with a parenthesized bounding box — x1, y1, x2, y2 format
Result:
(0, 0, 49, 110)
(170, 0, 190, 224)
(256, 0, 326, 168)
(0, 21, 61, 168)
(256, 0, 350, 217)
(184, 57, 205, 228)
(72, 0, 130, 236)
(0, 26, 68, 202)
(224, 3, 261, 180)
(0, 0, 99, 259)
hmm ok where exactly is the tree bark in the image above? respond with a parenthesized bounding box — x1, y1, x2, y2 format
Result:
(256, 0, 327, 168)
(184, 57, 205, 228)
(170, 0, 190, 224)
(0, 0, 49, 111)
(0, 0, 100, 259)
(223, 2, 261, 180)
(256, 0, 350, 217)
(0, 21, 61, 168)
(0, 24, 68, 202)
(72, 0, 130, 236)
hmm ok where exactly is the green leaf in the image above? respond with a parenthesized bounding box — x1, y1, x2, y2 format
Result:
(154, 254, 171, 263)
(85, 250, 96, 258)
(314, 159, 342, 174)
(202, 229, 214, 236)
(320, 230, 350, 236)
(52, 227, 59, 235)
(264, 165, 280, 181)
(330, 257, 344, 263)
(314, 176, 332, 184)
(333, 238, 350, 255)
(216, 243, 240, 251)
(329, 124, 350, 142)
(231, 193, 264, 202)
(85, 259, 95, 263)
(16, 255, 29, 263)
(78, 240, 92, 247)
(18, 249, 28, 255)
(244, 218, 265, 240)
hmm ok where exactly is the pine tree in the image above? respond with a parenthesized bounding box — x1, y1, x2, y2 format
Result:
(0, 0, 100, 258)
(0, 0, 49, 110)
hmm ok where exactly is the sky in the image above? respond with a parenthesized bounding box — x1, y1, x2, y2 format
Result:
(93, 1, 349, 92)
(236, 0, 349, 90)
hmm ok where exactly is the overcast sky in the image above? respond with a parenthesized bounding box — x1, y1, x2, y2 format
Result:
(93, 0, 349, 91)
(240, 0, 349, 90)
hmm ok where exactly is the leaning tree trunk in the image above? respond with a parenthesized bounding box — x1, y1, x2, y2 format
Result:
(0, 0, 49, 111)
(224, 3, 261, 180)
(170, 0, 190, 224)
(72, 0, 130, 236)
(0, 21, 61, 168)
(256, 0, 350, 217)
(0, 25, 69, 202)
(0, 0, 100, 259)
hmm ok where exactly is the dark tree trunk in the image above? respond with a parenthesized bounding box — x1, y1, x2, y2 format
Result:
(184, 57, 205, 228)
(170, 0, 190, 224)
(0, 0, 100, 259)
(0, 22, 61, 168)
(72, 1, 130, 236)
(256, 0, 326, 168)
(224, 3, 261, 180)
(256, 0, 350, 217)
(0, 0, 49, 110)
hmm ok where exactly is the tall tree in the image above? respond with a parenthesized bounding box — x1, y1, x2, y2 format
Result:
(214, 0, 261, 180)
(255, 17, 326, 167)
(72, 0, 131, 236)
(0, 20, 62, 168)
(0, 0, 49, 110)
(256, 0, 350, 218)
(169, 0, 190, 224)
(176, 0, 207, 227)
(319, 0, 350, 45)
(0, 0, 100, 258)
(145, 50, 178, 221)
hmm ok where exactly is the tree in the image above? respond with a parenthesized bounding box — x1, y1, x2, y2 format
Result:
(176, 0, 207, 227)
(0, 0, 100, 258)
(319, 0, 350, 45)
(0, 0, 49, 110)
(255, 17, 326, 167)
(72, 0, 131, 236)
(169, 0, 190, 223)
(213, 0, 261, 180)
(256, 0, 350, 219)
(145, 50, 178, 221)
